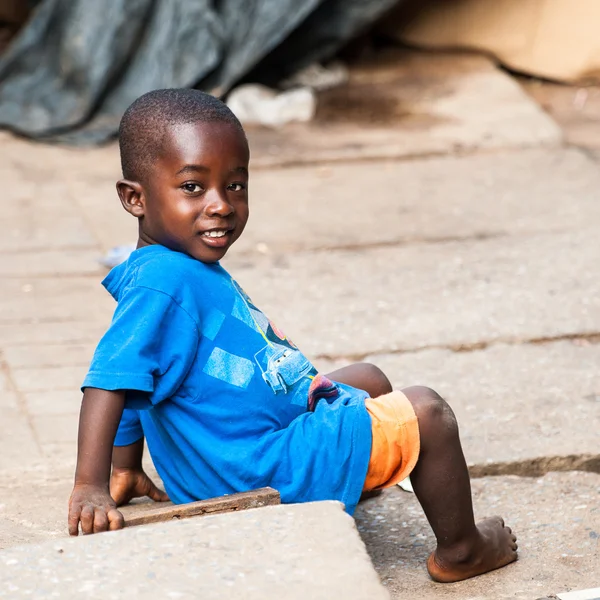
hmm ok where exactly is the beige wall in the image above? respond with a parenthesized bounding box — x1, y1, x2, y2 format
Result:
(384, 0, 600, 83)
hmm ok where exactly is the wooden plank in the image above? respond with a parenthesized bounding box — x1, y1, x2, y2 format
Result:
(122, 487, 280, 528)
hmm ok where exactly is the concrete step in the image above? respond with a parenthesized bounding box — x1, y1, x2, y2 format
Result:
(0, 501, 389, 600)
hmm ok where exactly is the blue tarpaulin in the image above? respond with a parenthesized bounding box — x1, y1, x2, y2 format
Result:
(0, 0, 405, 144)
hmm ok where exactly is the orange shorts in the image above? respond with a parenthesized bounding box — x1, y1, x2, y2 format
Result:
(363, 390, 421, 491)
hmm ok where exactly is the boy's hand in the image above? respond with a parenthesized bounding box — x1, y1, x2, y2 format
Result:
(68, 484, 124, 536)
(110, 467, 170, 507)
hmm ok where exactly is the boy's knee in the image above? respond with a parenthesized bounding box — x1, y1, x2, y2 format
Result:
(403, 385, 457, 435)
(360, 363, 393, 397)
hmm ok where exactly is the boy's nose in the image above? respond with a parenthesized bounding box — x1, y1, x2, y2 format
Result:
(204, 190, 233, 217)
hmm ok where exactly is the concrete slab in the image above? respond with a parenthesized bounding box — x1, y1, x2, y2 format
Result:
(11, 366, 87, 393)
(0, 176, 96, 253)
(0, 473, 69, 550)
(232, 148, 600, 256)
(35, 443, 77, 466)
(0, 180, 70, 216)
(0, 214, 95, 254)
(23, 390, 82, 416)
(343, 341, 600, 468)
(68, 147, 600, 258)
(0, 518, 63, 552)
(246, 50, 561, 168)
(228, 228, 600, 358)
(355, 471, 600, 600)
(31, 413, 78, 446)
(0, 250, 104, 277)
(0, 390, 18, 410)
(0, 409, 42, 470)
(2, 343, 95, 369)
(0, 502, 389, 600)
(0, 321, 106, 347)
(0, 462, 95, 545)
(0, 368, 8, 391)
(0, 277, 113, 326)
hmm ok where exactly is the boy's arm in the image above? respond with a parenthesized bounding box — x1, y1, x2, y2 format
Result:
(110, 438, 169, 506)
(68, 388, 125, 536)
(112, 437, 145, 470)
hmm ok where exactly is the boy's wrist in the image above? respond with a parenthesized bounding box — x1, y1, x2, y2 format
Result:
(72, 479, 110, 490)
(112, 437, 145, 471)
(111, 465, 143, 476)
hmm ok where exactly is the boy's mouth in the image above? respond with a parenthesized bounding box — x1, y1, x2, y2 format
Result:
(202, 229, 229, 238)
(199, 228, 234, 248)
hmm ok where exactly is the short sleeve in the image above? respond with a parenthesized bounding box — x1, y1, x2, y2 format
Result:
(83, 285, 200, 405)
(114, 408, 144, 446)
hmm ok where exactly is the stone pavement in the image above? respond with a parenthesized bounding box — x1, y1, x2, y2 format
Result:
(0, 50, 598, 598)
(356, 472, 600, 600)
(1, 502, 389, 600)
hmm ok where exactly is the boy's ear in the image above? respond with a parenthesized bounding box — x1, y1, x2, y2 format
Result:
(116, 179, 145, 218)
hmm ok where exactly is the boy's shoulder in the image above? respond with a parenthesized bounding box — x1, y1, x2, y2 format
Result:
(105, 245, 228, 310)
(134, 246, 204, 289)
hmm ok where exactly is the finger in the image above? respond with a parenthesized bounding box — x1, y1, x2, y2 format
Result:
(147, 481, 170, 503)
(80, 505, 95, 535)
(93, 509, 109, 533)
(68, 506, 81, 537)
(107, 508, 125, 531)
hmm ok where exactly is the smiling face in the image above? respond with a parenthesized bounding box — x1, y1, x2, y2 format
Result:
(117, 120, 250, 263)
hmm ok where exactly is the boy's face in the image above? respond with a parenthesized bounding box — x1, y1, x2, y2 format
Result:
(120, 121, 250, 263)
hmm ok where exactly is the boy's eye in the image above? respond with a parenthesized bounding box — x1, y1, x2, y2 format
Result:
(182, 183, 202, 193)
(228, 183, 246, 192)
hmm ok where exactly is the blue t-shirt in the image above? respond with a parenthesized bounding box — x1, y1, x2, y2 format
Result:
(83, 245, 372, 514)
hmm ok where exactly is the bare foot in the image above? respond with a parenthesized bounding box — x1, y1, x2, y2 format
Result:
(427, 516, 518, 583)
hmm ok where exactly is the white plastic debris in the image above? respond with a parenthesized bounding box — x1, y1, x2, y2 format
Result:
(281, 61, 349, 91)
(226, 84, 316, 128)
(99, 243, 136, 268)
(398, 477, 414, 493)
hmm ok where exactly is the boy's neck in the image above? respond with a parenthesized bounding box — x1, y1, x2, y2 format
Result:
(136, 237, 152, 250)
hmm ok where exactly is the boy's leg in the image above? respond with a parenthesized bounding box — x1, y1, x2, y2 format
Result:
(325, 364, 518, 582)
(325, 362, 392, 398)
(325, 363, 392, 501)
(403, 385, 517, 582)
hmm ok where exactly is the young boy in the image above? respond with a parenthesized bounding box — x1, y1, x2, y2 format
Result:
(68, 89, 517, 583)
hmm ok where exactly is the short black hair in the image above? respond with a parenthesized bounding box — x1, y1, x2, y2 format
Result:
(118, 88, 245, 181)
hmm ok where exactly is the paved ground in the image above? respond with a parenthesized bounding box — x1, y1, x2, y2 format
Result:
(0, 50, 599, 598)
(1, 502, 389, 600)
(356, 472, 600, 600)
